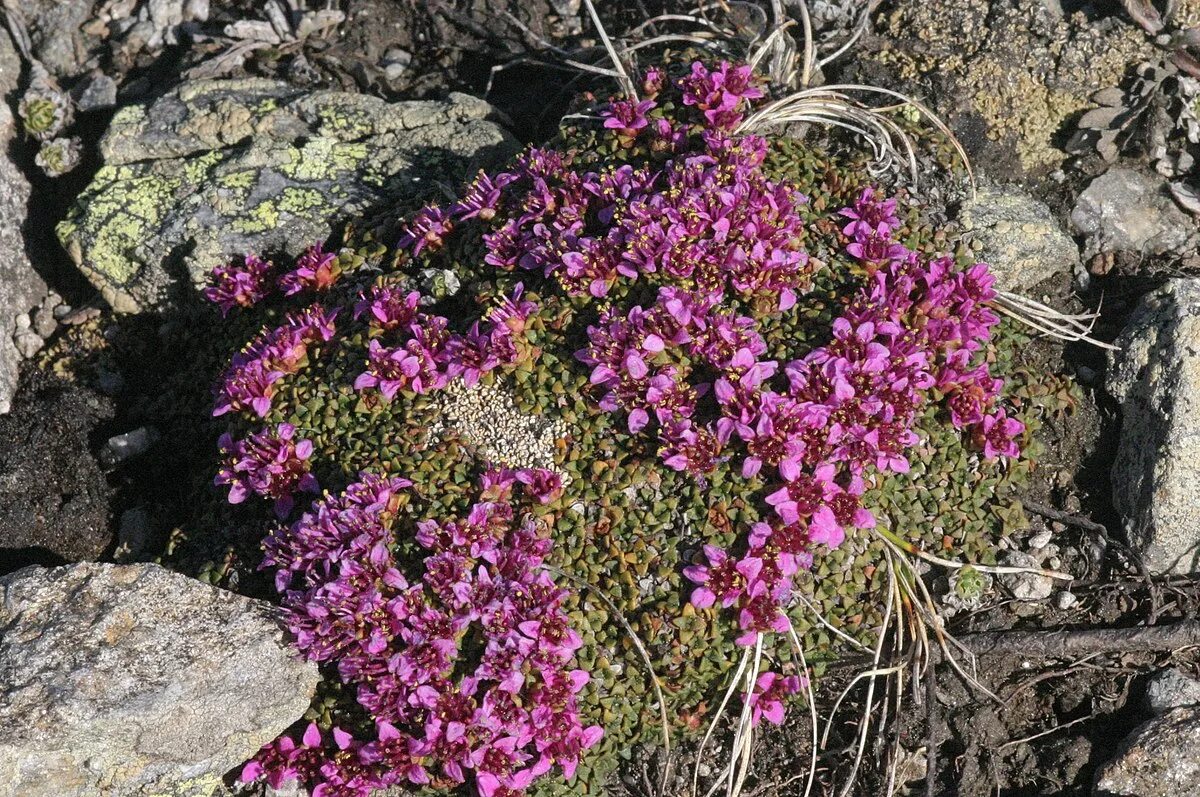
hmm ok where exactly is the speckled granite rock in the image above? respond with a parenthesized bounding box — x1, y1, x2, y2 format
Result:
(58, 79, 517, 312)
(958, 185, 1079, 291)
(1109, 279, 1200, 574)
(0, 563, 319, 797)
(0, 30, 48, 414)
(1095, 706, 1200, 796)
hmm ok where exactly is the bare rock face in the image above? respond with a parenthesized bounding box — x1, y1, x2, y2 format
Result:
(0, 29, 49, 414)
(0, 563, 319, 797)
(1108, 279, 1200, 574)
(58, 79, 517, 313)
(1095, 706, 1200, 796)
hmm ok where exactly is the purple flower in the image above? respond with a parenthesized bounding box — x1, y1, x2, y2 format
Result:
(203, 254, 273, 315)
(743, 671, 802, 726)
(215, 423, 318, 517)
(279, 244, 340, 295)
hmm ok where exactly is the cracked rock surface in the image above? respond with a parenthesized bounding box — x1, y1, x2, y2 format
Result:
(0, 563, 319, 797)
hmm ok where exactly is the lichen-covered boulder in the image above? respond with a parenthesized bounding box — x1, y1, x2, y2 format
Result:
(0, 563, 320, 797)
(1095, 706, 1200, 796)
(957, 184, 1080, 291)
(57, 79, 517, 313)
(1109, 279, 1200, 574)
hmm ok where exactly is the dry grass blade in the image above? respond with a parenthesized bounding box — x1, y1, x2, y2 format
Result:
(582, 0, 638, 100)
(692, 644, 755, 797)
(991, 291, 1118, 350)
(740, 84, 974, 189)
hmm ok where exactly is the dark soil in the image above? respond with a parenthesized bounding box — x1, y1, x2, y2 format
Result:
(0, 370, 113, 571)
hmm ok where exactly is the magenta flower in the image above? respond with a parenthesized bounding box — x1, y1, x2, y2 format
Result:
(398, 205, 455, 256)
(203, 254, 274, 315)
(215, 423, 318, 517)
(354, 284, 421, 331)
(977, 409, 1024, 459)
(602, 98, 657, 139)
(744, 671, 802, 726)
(279, 244, 340, 295)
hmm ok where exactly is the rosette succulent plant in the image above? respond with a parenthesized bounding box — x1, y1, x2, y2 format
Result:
(202, 59, 1073, 796)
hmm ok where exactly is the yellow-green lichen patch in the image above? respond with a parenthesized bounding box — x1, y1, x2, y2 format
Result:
(872, 1, 1151, 170)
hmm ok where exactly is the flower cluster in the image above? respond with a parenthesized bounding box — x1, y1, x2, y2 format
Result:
(352, 285, 534, 400)
(674, 188, 1019, 647)
(213, 305, 337, 417)
(280, 244, 341, 296)
(215, 423, 318, 517)
(203, 254, 274, 316)
(212, 59, 1034, 790)
(244, 469, 598, 796)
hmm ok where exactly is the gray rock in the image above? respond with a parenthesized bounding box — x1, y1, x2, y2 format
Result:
(13, 329, 43, 359)
(102, 425, 160, 466)
(71, 71, 119, 112)
(114, 507, 151, 562)
(958, 185, 1080, 291)
(1108, 279, 1200, 574)
(31, 301, 56, 339)
(998, 550, 1054, 601)
(1054, 590, 1077, 609)
(8, 0, 98, 80)
(58, 79, 517, 313)
(1071, 167, 1197, 260)
(0, 32, 48, 414)
(0, 563, 319, 797)
(1095, 706, 1200, 796)
(1146, 668, 1200, 715)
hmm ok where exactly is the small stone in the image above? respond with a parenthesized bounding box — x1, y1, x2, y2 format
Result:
(998, 550, 1054, 601)
(102, 425, 159, 465)
(71, 71, 118, 112)
(1146, 668, 1200, 714)
(51, 303, 73, 320)
(13, 330, 43, 359)
(60, 306, 100, 325)
(1054, 590, 1077, 609)
(31, 305, 56, 338)
(1028, 529, 1053, 550)
(958, 185, 1080, 291)
(1071, 167, 1197, 260)
(13, 312, 30, 332)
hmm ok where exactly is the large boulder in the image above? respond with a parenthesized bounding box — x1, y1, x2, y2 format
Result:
(0, 28, 49, 413)
(1095, 706, 1200, 796)
(1108, 279, 1200, 574)
(0, 563, 319, 797)
(57, 79, 517, 313)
